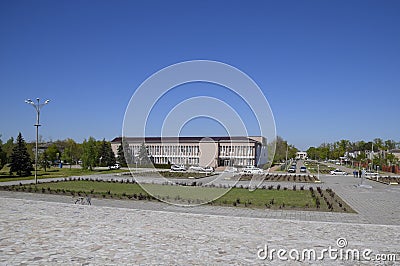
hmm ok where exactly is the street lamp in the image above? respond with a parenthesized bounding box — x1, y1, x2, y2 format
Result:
(25, 98, 50, 184)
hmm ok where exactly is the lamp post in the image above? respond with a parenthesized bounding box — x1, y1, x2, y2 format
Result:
(25, 98, 50, 184)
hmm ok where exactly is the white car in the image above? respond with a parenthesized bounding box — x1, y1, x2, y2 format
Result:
(242, 166, 263, 174)
(188, 166, 214, 173)
(365, 171, 379, 177)
(171, 164, 186, 171)
(224, 167, 238, 173)
(109, 163, 121, 169)
(288, 166, 296, 173)
(203, 166, 214, 173)
(189, 166, 204, 172)
(330, 169, 348, 175)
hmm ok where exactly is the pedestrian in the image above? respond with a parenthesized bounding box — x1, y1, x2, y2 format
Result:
(358, 169, 362, 178)
(353, 170, 357, 178)
(86, 195, 91, 205)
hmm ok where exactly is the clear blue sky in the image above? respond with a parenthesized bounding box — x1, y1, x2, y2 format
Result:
(1, 0, 399, 151)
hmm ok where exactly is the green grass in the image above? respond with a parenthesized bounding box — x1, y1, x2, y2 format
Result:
(0, 166, 128, 182)
(304, 161, 334, 174)
(4, 180, 355, 212)
(135, 171, 215, 179)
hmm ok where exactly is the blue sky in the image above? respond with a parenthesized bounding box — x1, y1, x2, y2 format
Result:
(0, 0, 399, 151)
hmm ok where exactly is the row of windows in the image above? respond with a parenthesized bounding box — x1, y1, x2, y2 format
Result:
(221, 158, 255, 166)
(145, 145, 200, 156)
(124, 144, 256, 160)
(219, 145, 255, 157)
(152, 157, 200, 165)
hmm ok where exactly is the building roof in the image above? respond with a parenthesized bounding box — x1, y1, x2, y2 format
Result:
(111, 136, 261, 144)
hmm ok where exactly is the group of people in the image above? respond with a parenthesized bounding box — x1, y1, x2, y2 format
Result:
(353, 169, 365, 178)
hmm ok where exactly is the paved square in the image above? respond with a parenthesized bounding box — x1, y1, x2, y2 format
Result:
(0, 174, 399, 265)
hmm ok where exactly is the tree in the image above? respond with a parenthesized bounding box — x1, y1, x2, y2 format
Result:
(9, 133, 33, 176)
(39, 151, 51, 172)
(2, 137, 14, 164)
(46, 144, 61, 165)
(138, 142, 151, 165)
(61, 138, 82, 168)
(81, 137, 98, 170)
(98, 139, 116, 167)
(117, 143, 127, 167)
(384, 140, 396, 150)
(0, 144, 6, 171)
(271, 136, 299, 163)
(117, 139, 133, 166)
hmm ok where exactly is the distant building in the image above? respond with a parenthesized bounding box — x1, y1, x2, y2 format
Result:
(110, 136, 268, 168)
(295, 152, 307, 160)
(389, 149, 400, 161)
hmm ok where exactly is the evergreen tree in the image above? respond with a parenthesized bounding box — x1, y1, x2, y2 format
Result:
(0, 144, 6, 170)
(9, 133, 33, 176)
(108, 147, 116, 166)
(117, 143, 127, 167)
(98, 139, 116, 167)
(117, 139, 134, 167)
(138, 142, 151, 165)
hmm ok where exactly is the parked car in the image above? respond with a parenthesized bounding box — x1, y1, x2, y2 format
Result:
(242, 165, 263, 174)
(109, 163, 121, 170)
(330, 169, 348, 175)
(171, 164, 186, 171)
(189, 166, 203, 172)
(300, 166, 307, 173)
(365, 171, 379, 177)
(288, 166, 296, 173)
(224, 167, 238, 173)
(203, 166, 214, 173)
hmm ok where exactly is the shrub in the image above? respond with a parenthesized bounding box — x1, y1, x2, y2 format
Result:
(269, 198, 275, 205)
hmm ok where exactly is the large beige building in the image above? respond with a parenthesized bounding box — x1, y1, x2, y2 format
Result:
(111, 136, 268, 168)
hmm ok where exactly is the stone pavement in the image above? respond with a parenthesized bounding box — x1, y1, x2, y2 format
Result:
(0, 173, 399, 264)
(0, 196, 399, 265)
(318, 175, 400, 226)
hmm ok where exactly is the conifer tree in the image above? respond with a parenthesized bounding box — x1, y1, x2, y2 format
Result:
(9, 133, 33, 176)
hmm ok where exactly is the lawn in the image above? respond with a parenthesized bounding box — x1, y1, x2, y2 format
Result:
(3, 180, 355, 212)
(0, 166, 128, 182)
(304, 161, 334, 174)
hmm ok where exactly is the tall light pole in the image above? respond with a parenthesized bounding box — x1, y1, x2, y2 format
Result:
(25, 98, 50, 184)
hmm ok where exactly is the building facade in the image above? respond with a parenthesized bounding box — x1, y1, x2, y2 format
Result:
(111, 136, 268, 168)
(295, 152, 307, 160)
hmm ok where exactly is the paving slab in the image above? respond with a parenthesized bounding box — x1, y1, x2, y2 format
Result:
(0, 196, 399, 265)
